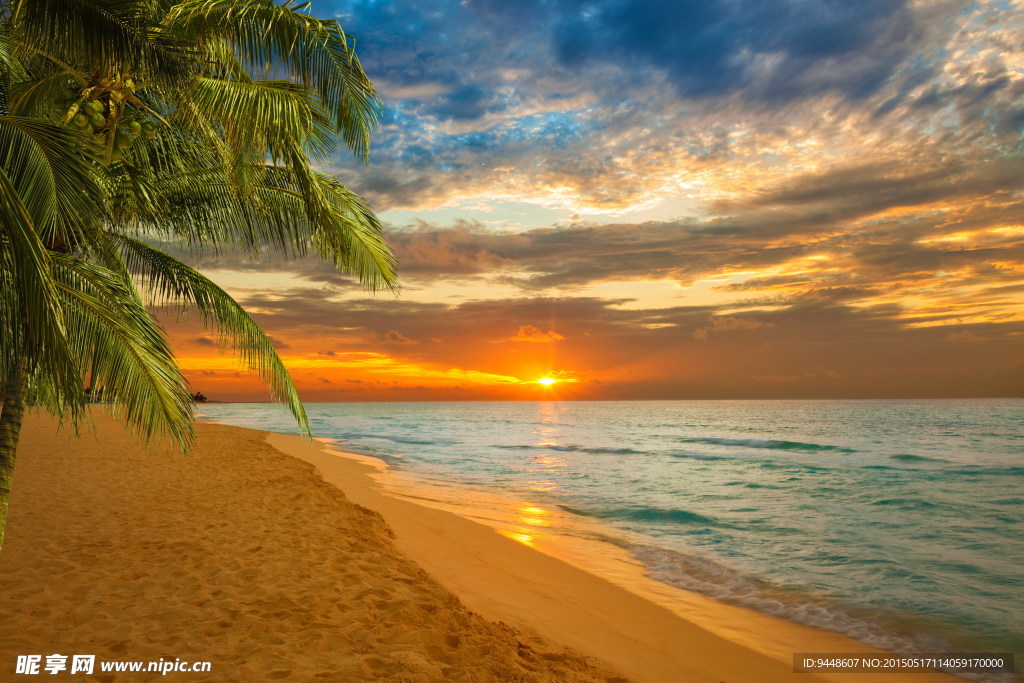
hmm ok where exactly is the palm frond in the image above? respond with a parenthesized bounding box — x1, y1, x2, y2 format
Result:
(112, 235, 310, 434)
(50, 252, 195, 451)
(13, 0, 196, 80)
(0, 0, 397, 450)
(0, 117, 95, 408)
(8, 70, 83, 118)
(0, 170, 77, 404)
(0, 117, 105, 250)
(184, 76, 335, 161)
(263, 166, 399, 292)
(166, 0, 381, 160)
(125, 160, 398, 291)
(0, 30, 27, 82)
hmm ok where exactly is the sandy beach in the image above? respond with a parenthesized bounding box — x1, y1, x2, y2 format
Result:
(0, 413, 961, 682)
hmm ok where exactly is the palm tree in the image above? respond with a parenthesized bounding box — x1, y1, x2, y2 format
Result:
(0, 0, 398, 550)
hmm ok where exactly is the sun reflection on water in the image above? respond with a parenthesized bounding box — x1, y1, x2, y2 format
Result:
(497, 530, 536, 546)
(499, 403, 572, 543)
(529, 454, 568, 474)
(517, 504, 552, 528)
(497, 502, 557, 547)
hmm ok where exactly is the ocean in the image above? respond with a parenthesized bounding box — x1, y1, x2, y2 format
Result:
(199, 399, 1023, 665)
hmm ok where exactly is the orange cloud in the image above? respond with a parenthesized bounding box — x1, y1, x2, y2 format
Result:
(511, 325, 565, 343)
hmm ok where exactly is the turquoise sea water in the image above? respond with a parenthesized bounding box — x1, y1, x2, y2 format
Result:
(199, 399, 1023, 665)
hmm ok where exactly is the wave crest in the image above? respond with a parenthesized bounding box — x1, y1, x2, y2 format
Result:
(681, 437, 856, 453)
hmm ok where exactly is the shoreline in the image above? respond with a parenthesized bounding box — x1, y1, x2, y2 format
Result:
(267, 431, 961, 683)
(194, 398, 1023, 671)
(0, 414, 964, 681)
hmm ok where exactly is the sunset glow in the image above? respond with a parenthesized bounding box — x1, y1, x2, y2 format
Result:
(161, 1, 1023, 402)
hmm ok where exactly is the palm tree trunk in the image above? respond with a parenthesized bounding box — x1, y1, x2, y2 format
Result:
(0, 357, 28, 553)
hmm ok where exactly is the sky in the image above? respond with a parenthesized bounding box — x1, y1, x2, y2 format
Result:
(166, 0, 1024, 401)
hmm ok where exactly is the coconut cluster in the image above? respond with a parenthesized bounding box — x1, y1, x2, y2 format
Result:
(60, 87, 158, 163)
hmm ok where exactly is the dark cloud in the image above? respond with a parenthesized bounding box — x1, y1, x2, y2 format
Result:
(511, 325, 565, 343)
(386, 218, 756, 288)
(553, 0, 916, 99)
(692, 316, 772, 341)
(312, 0, 1021, 217)
(336, 0, 921, 103)
(733, 157, 1024, 216)
(423, 84, 503, 121)
(389, 219, 516, 276)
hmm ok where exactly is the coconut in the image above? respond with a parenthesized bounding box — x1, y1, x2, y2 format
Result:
(89, 113, 106, 128)
(142, 123, 157, 139)
(114, 131, 133, 149)
(83, 100, 103, 115)
(109, 148, 122, 163)
(73, 113, 89, 127)
(127, 121, 142, 136)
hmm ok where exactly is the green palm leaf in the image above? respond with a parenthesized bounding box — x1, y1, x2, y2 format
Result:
(14, 0, 195, 79)
(113, 235, 310, 434)
(166, 0, 381, 159)
(185, 77, 335, 161)
(0, 167, 77, 404)
(0, 116, 106, 411)
(0, 117, 105, 248)
(125, 161, 399, 293)
(50, 253, 194, 450)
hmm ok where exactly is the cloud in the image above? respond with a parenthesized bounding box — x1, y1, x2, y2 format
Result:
(166, 288, 1024, 399)
(171, 129, 1024, 336)
(382, 168, 1024, 324)
(382, 329, 418, 345)
(510, 325, 565, 343)
(319, 0, 1022, 220)
(193, 336, 217, 347)
(267, 335, 290, 349)
(389, 220, 516, 277)
(552, 0, 918, 100)
(947, 331, 985, 344)
(338, 0, 926, 107)
(183, 154, 1024, 330)
(154, 1, 1024, 400)
(693, 316, 772, 340)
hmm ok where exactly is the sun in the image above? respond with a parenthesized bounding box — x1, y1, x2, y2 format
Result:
(537, 377, 557, 386)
